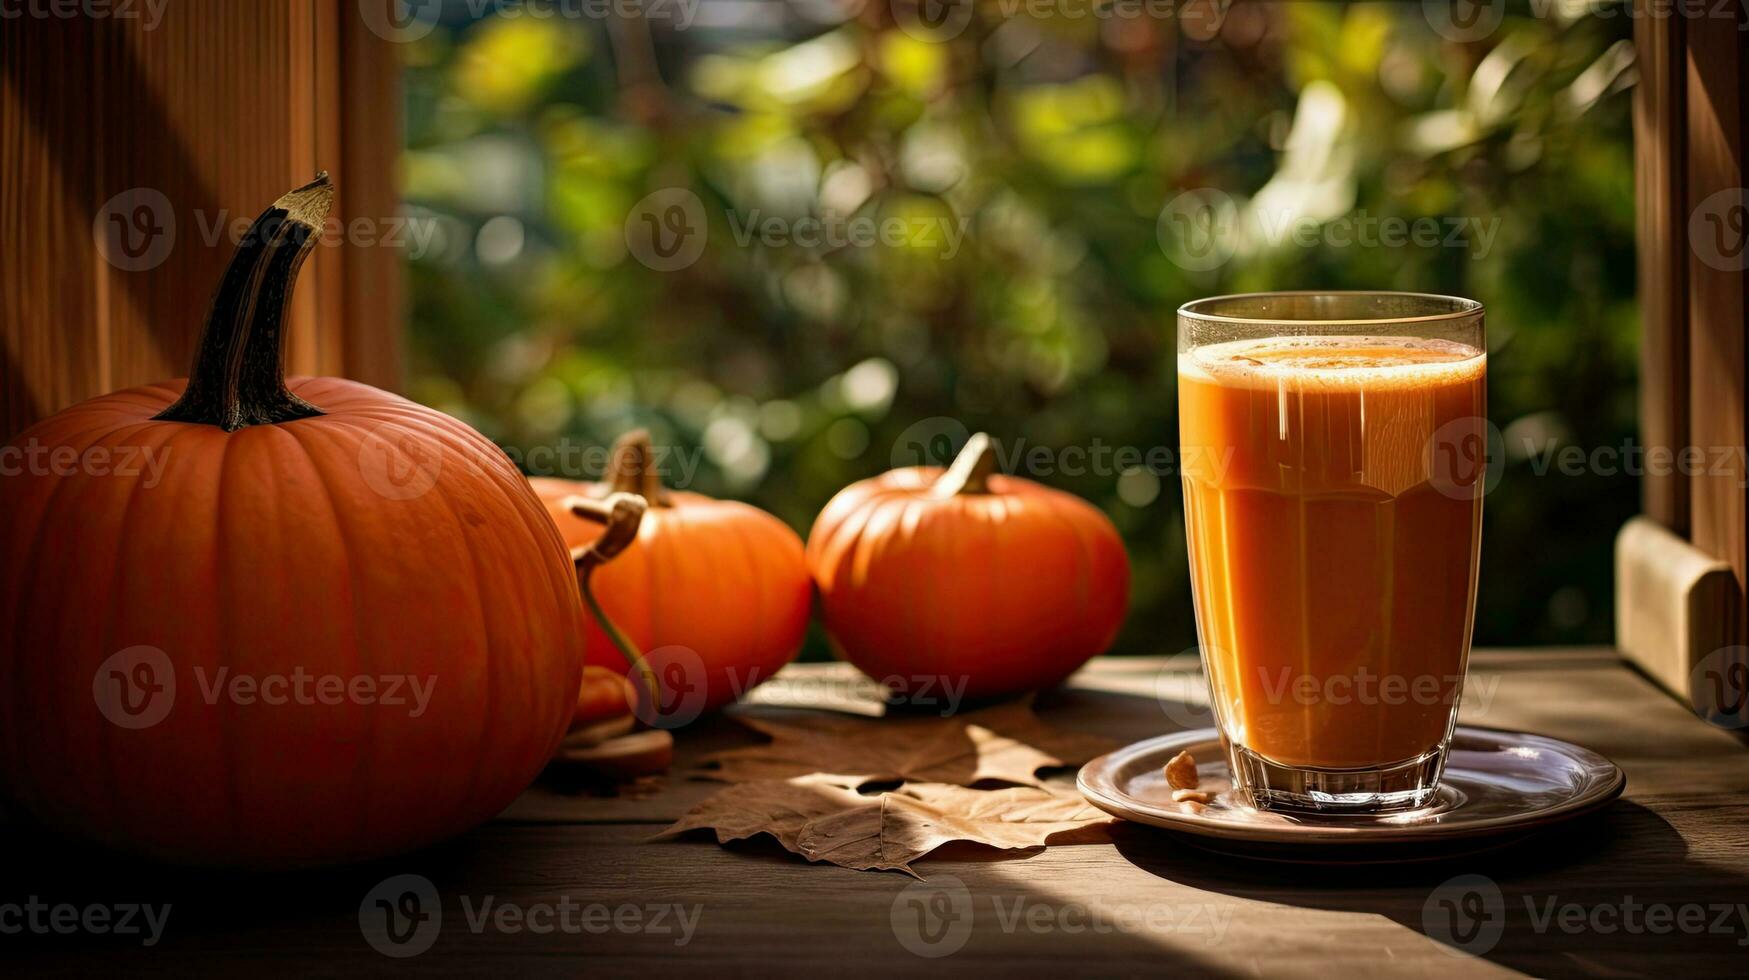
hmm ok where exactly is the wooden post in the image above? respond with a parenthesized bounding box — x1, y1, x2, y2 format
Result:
(1621, 1, 1749, 694)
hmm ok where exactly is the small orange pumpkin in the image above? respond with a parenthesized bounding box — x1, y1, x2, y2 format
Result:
(807, 433, 1130, 701)
(532, 430, 812, 722)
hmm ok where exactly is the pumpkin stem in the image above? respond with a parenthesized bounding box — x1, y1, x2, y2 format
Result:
(931, 432, 999, 496)
(600, 429, 671, 506)
(153, 173, 334, 431)
(567, 493, 663, 723)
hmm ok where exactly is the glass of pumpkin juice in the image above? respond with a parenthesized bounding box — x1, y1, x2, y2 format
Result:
(1176, 292, 1487, 812)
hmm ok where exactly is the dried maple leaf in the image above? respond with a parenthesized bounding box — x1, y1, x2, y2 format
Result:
(700, 699, 1117, 789)
(653, 774, 1114, 877)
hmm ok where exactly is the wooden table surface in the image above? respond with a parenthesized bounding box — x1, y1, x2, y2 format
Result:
(7, 650, 1749, 977)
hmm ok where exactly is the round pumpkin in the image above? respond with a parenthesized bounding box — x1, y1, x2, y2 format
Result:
(807, 433, 1130, 701)
(0, 175, 584, 867)
(531, 430, 811, 723)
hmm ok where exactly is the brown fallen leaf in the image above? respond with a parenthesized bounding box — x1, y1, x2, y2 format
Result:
(653, 774, 1114, 877)
(700, 698, 1117, 789)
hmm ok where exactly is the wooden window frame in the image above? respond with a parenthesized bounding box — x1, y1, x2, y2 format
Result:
(1618, 1, 1749, 701)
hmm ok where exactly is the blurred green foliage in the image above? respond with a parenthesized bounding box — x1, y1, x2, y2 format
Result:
(403, 1, 1639, 658)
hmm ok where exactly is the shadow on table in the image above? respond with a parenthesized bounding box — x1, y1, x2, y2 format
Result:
(1111, 800, 1749, 974)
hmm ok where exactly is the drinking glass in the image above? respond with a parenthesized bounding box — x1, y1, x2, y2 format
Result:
(1176, 292, 1486, 812)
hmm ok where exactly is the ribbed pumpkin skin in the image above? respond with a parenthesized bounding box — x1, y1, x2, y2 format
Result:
(806, 467, 1130, 699)
(0, 377, 585, 868)
(531, 478, 811, 717)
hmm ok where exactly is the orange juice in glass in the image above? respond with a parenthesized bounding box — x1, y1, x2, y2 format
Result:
(1177, 292, 1486, 812)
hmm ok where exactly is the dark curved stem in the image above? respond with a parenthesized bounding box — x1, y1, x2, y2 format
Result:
(153, 173, 334, 431)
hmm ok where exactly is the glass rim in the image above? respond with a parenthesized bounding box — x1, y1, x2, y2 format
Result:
(1177, 290, 1484, 328)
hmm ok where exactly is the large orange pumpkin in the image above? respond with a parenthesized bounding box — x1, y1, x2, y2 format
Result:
(532, 430, 811, 723)
(0, 176, 585, 867)
(807, 433, 1130, 701)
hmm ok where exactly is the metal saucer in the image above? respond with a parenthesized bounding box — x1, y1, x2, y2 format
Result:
(1077, 726, 1626, 863)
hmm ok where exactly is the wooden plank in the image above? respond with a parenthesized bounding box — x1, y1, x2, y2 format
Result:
(0, 0, 403, 442)
(509, 655, 1749, 825)
(0, 21, 107, 438)
(1635, 4, 1689, 532)
(338, 0, 406, 391)
(1615, 515, 1740, 707)
(1685, 2, 1749, 642)
(4, 653, 1747, 976)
